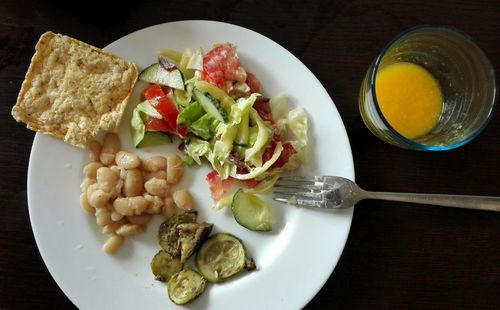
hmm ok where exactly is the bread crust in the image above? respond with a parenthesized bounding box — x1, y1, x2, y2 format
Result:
(12, 31, 138, 148)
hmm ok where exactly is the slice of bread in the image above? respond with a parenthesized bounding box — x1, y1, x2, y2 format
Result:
(12, 31, 138, 148)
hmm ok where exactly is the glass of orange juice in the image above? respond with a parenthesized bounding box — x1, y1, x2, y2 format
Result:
(359, 26, 496, 150)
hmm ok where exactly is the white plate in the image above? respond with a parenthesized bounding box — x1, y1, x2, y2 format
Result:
(28, 20, 354, 309)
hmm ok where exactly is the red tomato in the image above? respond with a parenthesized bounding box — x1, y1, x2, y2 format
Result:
(143, 84, 179, 130)
(253, 98, 273, 123)
(201, 44, 247, 90)
(262, 141, 296, 169)
(144, 117, 176, 134)
(206, 170, 233, 202)
(246, 72, 261, 93)
(242, 179, 260, 188)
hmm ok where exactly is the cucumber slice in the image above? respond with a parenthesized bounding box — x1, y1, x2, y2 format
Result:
(193, 88, 227, 122)
(167, 268, 207, 305)
(196, 233, 254, 283)
(138, 63, 185, 90)
(231, 189, 273, 232)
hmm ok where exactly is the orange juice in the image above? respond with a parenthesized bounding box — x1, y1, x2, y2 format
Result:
(375, 62, 443, 139)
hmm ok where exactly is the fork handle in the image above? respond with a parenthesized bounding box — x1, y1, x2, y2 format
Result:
(363, 191, 500, 212)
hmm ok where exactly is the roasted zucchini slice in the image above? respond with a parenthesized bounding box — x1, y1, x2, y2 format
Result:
(158, 211, 198, 257)
(150, 250, 183, 282)
(177, 222, 213, 263)
(167, 268, 207, 305)
(196, 233, 255, 283)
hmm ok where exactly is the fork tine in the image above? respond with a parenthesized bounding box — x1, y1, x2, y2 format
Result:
(272, 184, 321, 191)
(274, 190, 326, 200)
(273, 195, 329, 208)
(278, 176, 320, 182)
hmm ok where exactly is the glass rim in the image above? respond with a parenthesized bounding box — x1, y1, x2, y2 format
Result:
(369, 24, 497, 151)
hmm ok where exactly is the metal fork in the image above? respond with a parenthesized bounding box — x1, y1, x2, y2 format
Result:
(273, 176, 500, 212)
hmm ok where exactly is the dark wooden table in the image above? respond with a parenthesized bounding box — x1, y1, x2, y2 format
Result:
(1, 1, 499, 309)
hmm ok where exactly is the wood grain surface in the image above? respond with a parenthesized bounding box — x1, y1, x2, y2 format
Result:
(1, 0, 499, 309)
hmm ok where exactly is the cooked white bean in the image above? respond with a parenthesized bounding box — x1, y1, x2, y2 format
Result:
(113, 196, 149, 216)
(172, 190, 194, 211)
(144, 194, 164, 214)
(126, 214, 152, 225)
(162, 196, 177, 219)
(102, 235, 124, 254)
(143, 170, 167, 182)
(99, 153, 115, 166)
(102, 219, 127, 234)
(88, 140, 102, 162)
(109, 165, 121, 176)
(123, 169, 143, 197)
(100, 133, 121, 165)
(144, 177, 169, 197)
(142, 156, 168, 172)
(167, 154, 184, 185)
(95, 208, 112, 227)
(96, 167, 120, 193)
(115, 224, 144, 236)
(80, 192, 95, 214)
(115, 151, 141, 169)
(80, 177, 96, 192)
(111, 210, 124, 222)
(101, 133, 121, 154)
(88, 188, 111, 209)
(83, 162, 103, 179)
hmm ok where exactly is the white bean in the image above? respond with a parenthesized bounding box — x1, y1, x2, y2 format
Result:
(143, 170, 167, 182)
(83, 162, 103, 179)
(100, 133, 121, 165)
(142, 156, 168, 172)
(144, 177, 169, 197)
(123, 169, 143, 197)
(102, 235, 124, 254)
(172, 190, 194, 211)
(167, 154, 184, 185)
(88, 140, 102, 162)
(115, 151, 141, 169)
(102, 219, 127, 235)
(95, 208, 112, 227)
(126, 214, 152, 225)
(80, 177, 96, 192)
(96, 167, 120, 193)
(113, 196, 149, 216)
(115, 224, 144, 236)
(88, 189, 111, 209)
(80, 192, 95, 214)
(144, 194, 164, 214)
(162, 196, 177, 219)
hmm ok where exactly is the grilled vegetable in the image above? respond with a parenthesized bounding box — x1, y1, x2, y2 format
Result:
(158, 212, 198, 257)
(177, 222, 213, 263)
(167, 268, 207, 305)
(150, 250, 183, 282)
(196, 233, 255, 283)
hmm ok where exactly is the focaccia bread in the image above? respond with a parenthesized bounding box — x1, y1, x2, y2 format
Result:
(11, 31, 138, 148)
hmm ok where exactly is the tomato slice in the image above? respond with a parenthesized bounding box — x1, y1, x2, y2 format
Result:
(201, 44, 247, 90)
(262, 140, 296, 169)
(144, 84, 179, 130)
(144, 117, 176, 134)
(246, 72, 261, 93)
(253, 98, 273, 123)
(206, 170, 233, 202)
